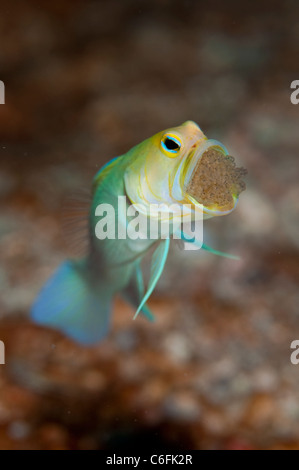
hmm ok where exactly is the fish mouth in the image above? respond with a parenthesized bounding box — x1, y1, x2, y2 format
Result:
(183, 140, 247, 215)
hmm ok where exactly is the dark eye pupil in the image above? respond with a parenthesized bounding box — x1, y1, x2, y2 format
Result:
(164, 137, 180, 151)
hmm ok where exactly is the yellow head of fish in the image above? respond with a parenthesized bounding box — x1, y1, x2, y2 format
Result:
(124, 120, 247, 219)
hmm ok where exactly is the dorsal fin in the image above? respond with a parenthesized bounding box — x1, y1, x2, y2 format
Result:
(61, 188, 91, 258)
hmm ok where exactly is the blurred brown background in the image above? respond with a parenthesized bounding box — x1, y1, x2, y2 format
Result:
(0, 0, 299, 450)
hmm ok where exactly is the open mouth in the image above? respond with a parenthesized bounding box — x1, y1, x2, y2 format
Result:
(184, 144, 247, 214)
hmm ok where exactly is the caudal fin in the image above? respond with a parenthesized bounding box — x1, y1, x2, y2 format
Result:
(31, 261, 111, 345)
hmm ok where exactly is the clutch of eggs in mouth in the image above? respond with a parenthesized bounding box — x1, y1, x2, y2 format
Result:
(185, 148, 247, 212)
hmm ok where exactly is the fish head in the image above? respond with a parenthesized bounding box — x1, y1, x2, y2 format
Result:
(124, 121, 247, 218)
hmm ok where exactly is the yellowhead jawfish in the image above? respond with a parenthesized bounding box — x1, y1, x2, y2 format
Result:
(31, 121, 247, 344)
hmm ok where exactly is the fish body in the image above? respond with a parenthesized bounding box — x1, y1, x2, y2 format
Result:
(31, 121, 246, 344)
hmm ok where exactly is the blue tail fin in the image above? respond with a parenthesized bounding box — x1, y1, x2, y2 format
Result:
(31, 261, 111, 345)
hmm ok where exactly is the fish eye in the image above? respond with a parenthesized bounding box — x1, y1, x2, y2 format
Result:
(161, 134, 182, 156)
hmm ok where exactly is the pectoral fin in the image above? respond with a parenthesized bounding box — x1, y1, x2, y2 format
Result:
(133, 239, 170, 320)
(178, 229, 239, 260)
(201, 243, 240, 260)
